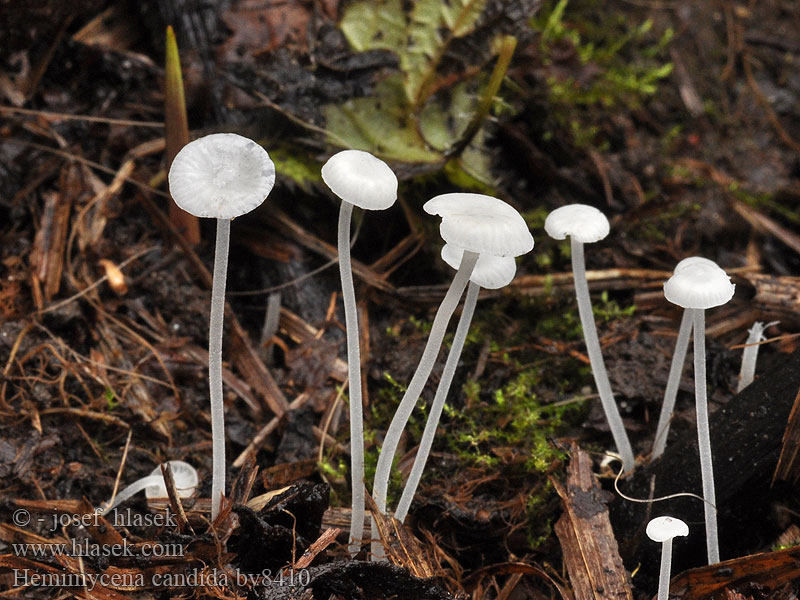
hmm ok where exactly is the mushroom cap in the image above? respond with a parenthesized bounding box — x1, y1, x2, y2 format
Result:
(321, 150, 398, 210)
(664, 261, 735, 309)
(646, 516, 689, 542)
(145, 460, 199, 499)
(441, 244, 517, 289)
(168, 133, 275, 220)
(544, 204, 610, 243)
(674, 256, 722, 273)
(423, 193, 534, 257)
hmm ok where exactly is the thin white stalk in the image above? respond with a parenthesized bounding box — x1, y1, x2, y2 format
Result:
(96, 476, 162, 514)
(692, 308, 719, 564)
(652, 310, 693, 460)
(209, 218, 231, 520)
(371, 250, 478, 559)
(571, 238, 635, 472)
(657, 537, 673, 600)
(395, 280, 480, 523)
(737, 321, 776, 393)
(338, 202, 366, 556)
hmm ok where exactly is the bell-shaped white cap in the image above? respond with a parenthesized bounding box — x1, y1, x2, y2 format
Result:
(169, 133, 275, 220)
(145, 460, 199, 500)
(664, 260, 735, 309)
(321, 150, 398, 210)
(646, 516, 689, 542)
(441, 244, 516, 289)
(544, 204, 610, 243)
(423, 193, 534, 257)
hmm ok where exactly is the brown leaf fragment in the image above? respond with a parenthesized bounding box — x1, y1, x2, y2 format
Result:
(669, 547, 800, 600)
(742, 273, 800, 327)
(365, 494, 441, 579)
(293, 527, 341, 569)
(72, 4, 140, 52)
(228, 315, 289, 418)
(219, 0, 314, 62)
(30, 166, 77, 301)
(773, 387, 800, 484)
(554, 445, 633, 600)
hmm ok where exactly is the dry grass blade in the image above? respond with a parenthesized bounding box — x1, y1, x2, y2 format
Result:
(232, 393, 311, 468)
(269, 208, 395, 294)
(164, 25, 200, 246)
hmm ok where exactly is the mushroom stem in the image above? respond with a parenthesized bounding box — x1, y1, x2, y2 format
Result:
(395, 280, 480, 524)
(652, 309, 693, 460)
(209, 218, 231, 520)
(737, 321, 776, 392)
(337, 201, 367, 556)
(97, 476, 162, 514)
(570, 238, 635, 472)
(692, 307, 719, 564)
(372, 250, 479, 559)
(656, 537, 673, 600)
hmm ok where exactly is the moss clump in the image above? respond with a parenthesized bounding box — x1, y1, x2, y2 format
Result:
(534, 0, 674, 149)
(443, 369, 581, 472)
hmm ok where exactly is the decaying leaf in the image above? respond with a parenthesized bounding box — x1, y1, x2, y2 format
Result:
(326, 0, 512, 186)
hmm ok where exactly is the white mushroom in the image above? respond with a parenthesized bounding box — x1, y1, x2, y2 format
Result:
(652, 257, 729, 460)
(169, 133, 275, 519)
(663, 260, 735, 564)
(96, 461, 199, 514)
(646, 516, 689, 600)
(544, 204, 635, 472)
(394, 245, 518, 523)
(321, 150, 398, 555)
(371, 193, 532, 559)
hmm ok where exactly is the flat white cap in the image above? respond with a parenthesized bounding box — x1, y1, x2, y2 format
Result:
(664, 260, 735, 309)
(321, 150, 398, 210)
(423, 193, 533, 257)
(169, 133, 276, 219)
(145, 460, 198, 499)
(544, 204, 610, 243)
(441, 244, 516, 289)
(646, 516, 689, 542)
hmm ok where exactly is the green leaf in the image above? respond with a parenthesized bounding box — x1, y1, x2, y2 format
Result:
(269, 147, 322, 192)
(340, 0, 406, 53)
(340, 0, 488, 106)
(324, 76, 441, 162)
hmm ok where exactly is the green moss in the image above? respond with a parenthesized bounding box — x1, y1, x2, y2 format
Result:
(534, 0, 673, 149)
(443, 368, 579, 472)
(594, 291, 635, 322)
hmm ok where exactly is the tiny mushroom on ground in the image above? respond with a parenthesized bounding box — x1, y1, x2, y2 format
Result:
(647, 516, 689, 600)
(663, 259, 735, 564)
(544, 203, 635, 472)
(169, 133, 275, 519)
(394, 245, 519, 523)
(97, 461, 199, 515)
(321, 149, 398, 555)
(652, 257, 728, 460)
(371, 192, 532, 559)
